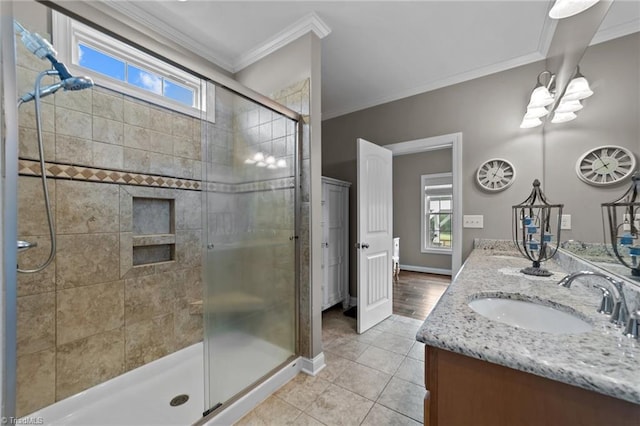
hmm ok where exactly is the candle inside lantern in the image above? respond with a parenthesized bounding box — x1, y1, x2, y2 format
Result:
(629, 246, 640, 256)
(527, 226, 537, 234)
(620, 234, 634, 245)
(542, 234, 552, 242)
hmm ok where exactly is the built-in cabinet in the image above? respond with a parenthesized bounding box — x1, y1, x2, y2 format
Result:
(321, 177, 351, 311)
(424, 346, 640, 425)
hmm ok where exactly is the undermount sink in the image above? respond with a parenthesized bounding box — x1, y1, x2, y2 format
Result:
(468, 296, 592, 334)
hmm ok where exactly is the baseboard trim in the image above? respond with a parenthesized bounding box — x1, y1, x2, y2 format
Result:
(202, 357, 301, 425)
(349, 296, 358, 307)
(300, 352, 326, 376)
(400, 264, 452, 276)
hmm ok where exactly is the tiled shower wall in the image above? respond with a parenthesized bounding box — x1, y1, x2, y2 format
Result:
(15, 39, 203, 415)
(14, 30, 309, 417)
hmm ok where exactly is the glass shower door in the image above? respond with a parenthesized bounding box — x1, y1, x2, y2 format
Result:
(202, 83, 298, 411)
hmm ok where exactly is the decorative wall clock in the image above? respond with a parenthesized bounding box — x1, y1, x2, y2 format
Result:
(575, 145, 636, 186)
(476, 158, 516, 192)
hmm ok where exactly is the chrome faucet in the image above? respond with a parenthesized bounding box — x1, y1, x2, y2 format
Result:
(558, 271, 629, 327)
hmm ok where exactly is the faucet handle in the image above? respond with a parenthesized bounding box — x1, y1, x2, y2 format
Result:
(624, 311, 640, 339)
(597, 287, 614, 315)
(611, 299, 629, 327)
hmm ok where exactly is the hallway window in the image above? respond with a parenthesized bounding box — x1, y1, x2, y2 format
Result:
(422, 173, 453, 253)
(52, 12, 205, 118)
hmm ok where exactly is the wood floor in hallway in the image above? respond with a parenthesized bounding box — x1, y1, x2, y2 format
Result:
(393, 270, 450, 321)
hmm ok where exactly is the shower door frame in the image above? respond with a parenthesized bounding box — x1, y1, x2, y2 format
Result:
(1, 0, 19, 419)
(200, 82, 302, 419)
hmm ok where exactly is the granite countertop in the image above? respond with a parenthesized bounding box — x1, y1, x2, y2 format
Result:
(416, 244, 640, 405)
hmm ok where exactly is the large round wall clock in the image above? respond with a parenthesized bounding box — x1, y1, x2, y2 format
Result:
(476, 158, 516, 192)
(575, 145, 636, 186)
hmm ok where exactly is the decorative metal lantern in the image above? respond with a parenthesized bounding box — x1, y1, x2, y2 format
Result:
(512, 179, 564, 276)
(601, 173, 640, 277)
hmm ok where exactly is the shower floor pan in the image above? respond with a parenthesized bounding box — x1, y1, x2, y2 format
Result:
(25, 332, 294, 425)
(27, 343, 204, 425)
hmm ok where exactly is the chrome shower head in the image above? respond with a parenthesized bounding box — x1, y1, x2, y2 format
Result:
(62, 76, 94, 91)
(18, 75, 94, 105)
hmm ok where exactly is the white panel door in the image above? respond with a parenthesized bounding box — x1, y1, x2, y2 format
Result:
(357, 138, 393, 333)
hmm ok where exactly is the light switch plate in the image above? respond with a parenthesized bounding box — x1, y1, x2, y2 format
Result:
(561, 214, 571, 230)
(463, 215, 484, 228)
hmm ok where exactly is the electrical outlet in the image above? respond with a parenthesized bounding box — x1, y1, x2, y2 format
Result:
(463, 215, 484, 228)
(561, 214, 571, 230)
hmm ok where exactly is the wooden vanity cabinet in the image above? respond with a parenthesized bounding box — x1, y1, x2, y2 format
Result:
(424, 346, 640, 426)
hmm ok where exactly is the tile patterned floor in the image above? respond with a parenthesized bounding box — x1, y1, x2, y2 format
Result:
(235, 272, 448, 426)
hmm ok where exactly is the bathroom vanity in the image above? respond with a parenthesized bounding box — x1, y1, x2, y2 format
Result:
(417, 241, 640, 425)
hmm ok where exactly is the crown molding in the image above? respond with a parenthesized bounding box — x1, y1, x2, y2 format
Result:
(102, 0, 235, 71)
(538, 7, 559, 57)
(590, 19, 640, 45)
(322, 51, 546, 121)
(233, 12, 331, 72)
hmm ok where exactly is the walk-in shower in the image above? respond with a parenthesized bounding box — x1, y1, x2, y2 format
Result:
(14, 19, 94, 273)
(5, 6, 302, 424)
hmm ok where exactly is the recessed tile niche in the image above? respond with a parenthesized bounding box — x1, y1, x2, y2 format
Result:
(132, 197, 176, 266)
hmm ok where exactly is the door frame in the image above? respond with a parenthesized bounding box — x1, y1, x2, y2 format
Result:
(385, 132, 463, 276)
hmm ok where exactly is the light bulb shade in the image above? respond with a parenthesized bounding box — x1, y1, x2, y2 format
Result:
(276, 159, 287, 168)
(549, 0, 600, 19)
(563, 76, 593, 101)
(551, 111, 577, 123)
(524, 106, 550, 119)
(253, 152, 265, 162)
(520, 117, 543, 129)
(266, 155, 276, 164)
(555, 99, 583, 113)
(244, 158, 256, 164)
(256, 161, 267, 167)
(527, 86, 554, 108)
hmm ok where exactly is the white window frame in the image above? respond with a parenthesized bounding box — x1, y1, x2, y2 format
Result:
(52, 11, 208, 119)
(421, 172, 453, 254)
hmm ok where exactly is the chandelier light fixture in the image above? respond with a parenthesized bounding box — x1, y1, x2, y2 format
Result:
(520, 66, 593, 129)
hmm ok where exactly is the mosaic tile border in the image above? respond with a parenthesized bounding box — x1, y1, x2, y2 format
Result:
(19, 159, 294, 194)
(19, 159, 201, 191)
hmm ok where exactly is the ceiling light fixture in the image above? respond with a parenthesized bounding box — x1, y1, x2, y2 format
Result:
(561, 66, 594, 101)
(549, 0, 600, 20)
(524, 106, 550, 120)
(551, 111, 578, 124)
(520, 66, 593, 129)
(520, 117, 544, 129)
(520, 71, 555, 128)
(555, 99, 583, 113)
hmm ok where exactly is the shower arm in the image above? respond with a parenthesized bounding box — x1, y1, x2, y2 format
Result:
(17, 70, 58, 274)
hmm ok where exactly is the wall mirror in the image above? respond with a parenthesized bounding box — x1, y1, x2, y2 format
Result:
(542, 2, 640, 285)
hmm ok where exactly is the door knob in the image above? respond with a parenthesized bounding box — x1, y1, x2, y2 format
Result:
(361, 243, 370, 249)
